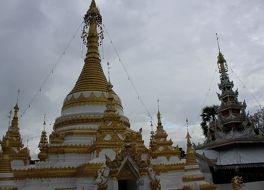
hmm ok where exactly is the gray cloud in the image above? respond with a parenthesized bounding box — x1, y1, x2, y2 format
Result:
(1, 0, 264, 158)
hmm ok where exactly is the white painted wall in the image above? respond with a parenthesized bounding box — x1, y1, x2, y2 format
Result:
(99, 149, 116, 160)
(159, 170, 185, 189)
(63, 135, 95, 145)
(16, 178, 77, 190)
(40, 153, 92, 167)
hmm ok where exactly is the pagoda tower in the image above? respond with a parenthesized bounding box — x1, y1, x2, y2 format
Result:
(0, 103, 30, 166)
(179, 128, 216, 190)
(216, 50, 247, 132)
(38, 117, 48, 161)
(150, 110, 181, 163)
(0, 103, 30, 190)
(1, 1, 216, 189)
(41, 0, 138, 166)
(196, 42, 264, 185)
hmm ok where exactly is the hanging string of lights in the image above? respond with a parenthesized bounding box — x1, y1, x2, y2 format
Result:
(229, 65, 262, 110)
(20, 21, 84, 118)
(102, 23, 154, 124)
(201, 65, 218, 109)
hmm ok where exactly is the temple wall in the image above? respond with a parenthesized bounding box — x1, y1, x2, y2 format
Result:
(56, 124, 100, 132)
(64, 135, 95, 145)
(76, 177, 96, 190)
(197, 147, 264, 165)
(16, 178, 78, 190)
(62, 104, 109, 116)
(159, 170, 185, 189)
(216, 180, 264, 190)
(151, 156, 182, 164)
(43, 153, 91, 167)
(11, 160, 25, 168)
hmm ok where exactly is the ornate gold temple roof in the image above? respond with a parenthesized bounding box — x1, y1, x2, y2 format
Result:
(185, 128, 197, 165)
(150, 110, 180, 159)
(69, 0, 107, 94)
(0, 103, 30, 165)
(61, 0, 123, 113)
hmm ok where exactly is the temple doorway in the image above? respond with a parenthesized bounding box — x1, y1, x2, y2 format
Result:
(118, 180, 137, 190)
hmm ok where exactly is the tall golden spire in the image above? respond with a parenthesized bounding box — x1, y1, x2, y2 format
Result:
(70, 0, 107, 94)
(11, 103, 19, 129)
(157, 99, 163, 130)
(185, 119, 197, 165)
(216, 33, 228, 74)
(157, 110, 163, 129)
(38, 115, 48, 161)
(104, 81, 117, 115)
(2, 103, 23, 151)
(0, 101, 30, 165)
(39, 115, 48, 149)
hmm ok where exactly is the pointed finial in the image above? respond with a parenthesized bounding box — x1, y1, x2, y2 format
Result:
(43, 114, 46, 131)
(81, 0, 103, 47)
(216, 33, 221, 53)
(150, 120, 154, 132)
(215, 33, 228, 74)
(186, 118, 191, 141)
(157, 99, 160, 112)
(14, 90, 20, 113)
(157, 103, 163, 129)
(16, 89, 20, 105)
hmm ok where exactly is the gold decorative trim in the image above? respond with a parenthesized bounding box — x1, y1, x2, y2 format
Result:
(0, 177, 14, 181)
(76, 163, 102, 177)
(182, 176, 205, 182)
(47, 144, 96, 154)
(62, 92, 122, 111)
(152, 163, 185, 172)
(14, 167, 76, 179)
(13, 163, 102, 179)
(199, 184, 217, 190)
(54, 115, 130, 130)
(63, 130, 97, 136)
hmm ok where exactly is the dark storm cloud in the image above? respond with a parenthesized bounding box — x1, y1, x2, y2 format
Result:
(1, 0, 264, 157)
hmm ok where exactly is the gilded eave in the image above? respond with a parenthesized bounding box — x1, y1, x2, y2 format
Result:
(13, 163, 102, 179)
(152, 163, 185, 173)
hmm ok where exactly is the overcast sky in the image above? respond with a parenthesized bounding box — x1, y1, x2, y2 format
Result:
(1, 0, 264, 158)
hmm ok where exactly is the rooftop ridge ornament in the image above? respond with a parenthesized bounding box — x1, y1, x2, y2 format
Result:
(16, 89, 20, 105)
(186, 118, 191, 142)
(81, 0, 104, 46)
(157, 99, 160, 112)
(216, 33, 221, 53)
(43, 114, 46, 131)
(215, 33, 228, 74)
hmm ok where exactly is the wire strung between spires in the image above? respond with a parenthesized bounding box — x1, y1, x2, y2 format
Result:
(102, 23, 154, 124)
(20, 21, 84, 118)
(201, 65, 218, 109)
(229, 65, 262, 110)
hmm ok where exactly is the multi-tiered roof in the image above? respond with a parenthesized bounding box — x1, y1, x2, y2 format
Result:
(196, 44, 264, 184)
(150, 110, 181, 161)
(0, 1, 217, 189)
(216, 51, 247, 132)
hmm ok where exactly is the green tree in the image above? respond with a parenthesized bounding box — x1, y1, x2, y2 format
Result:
(200, 105, 218, 137)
